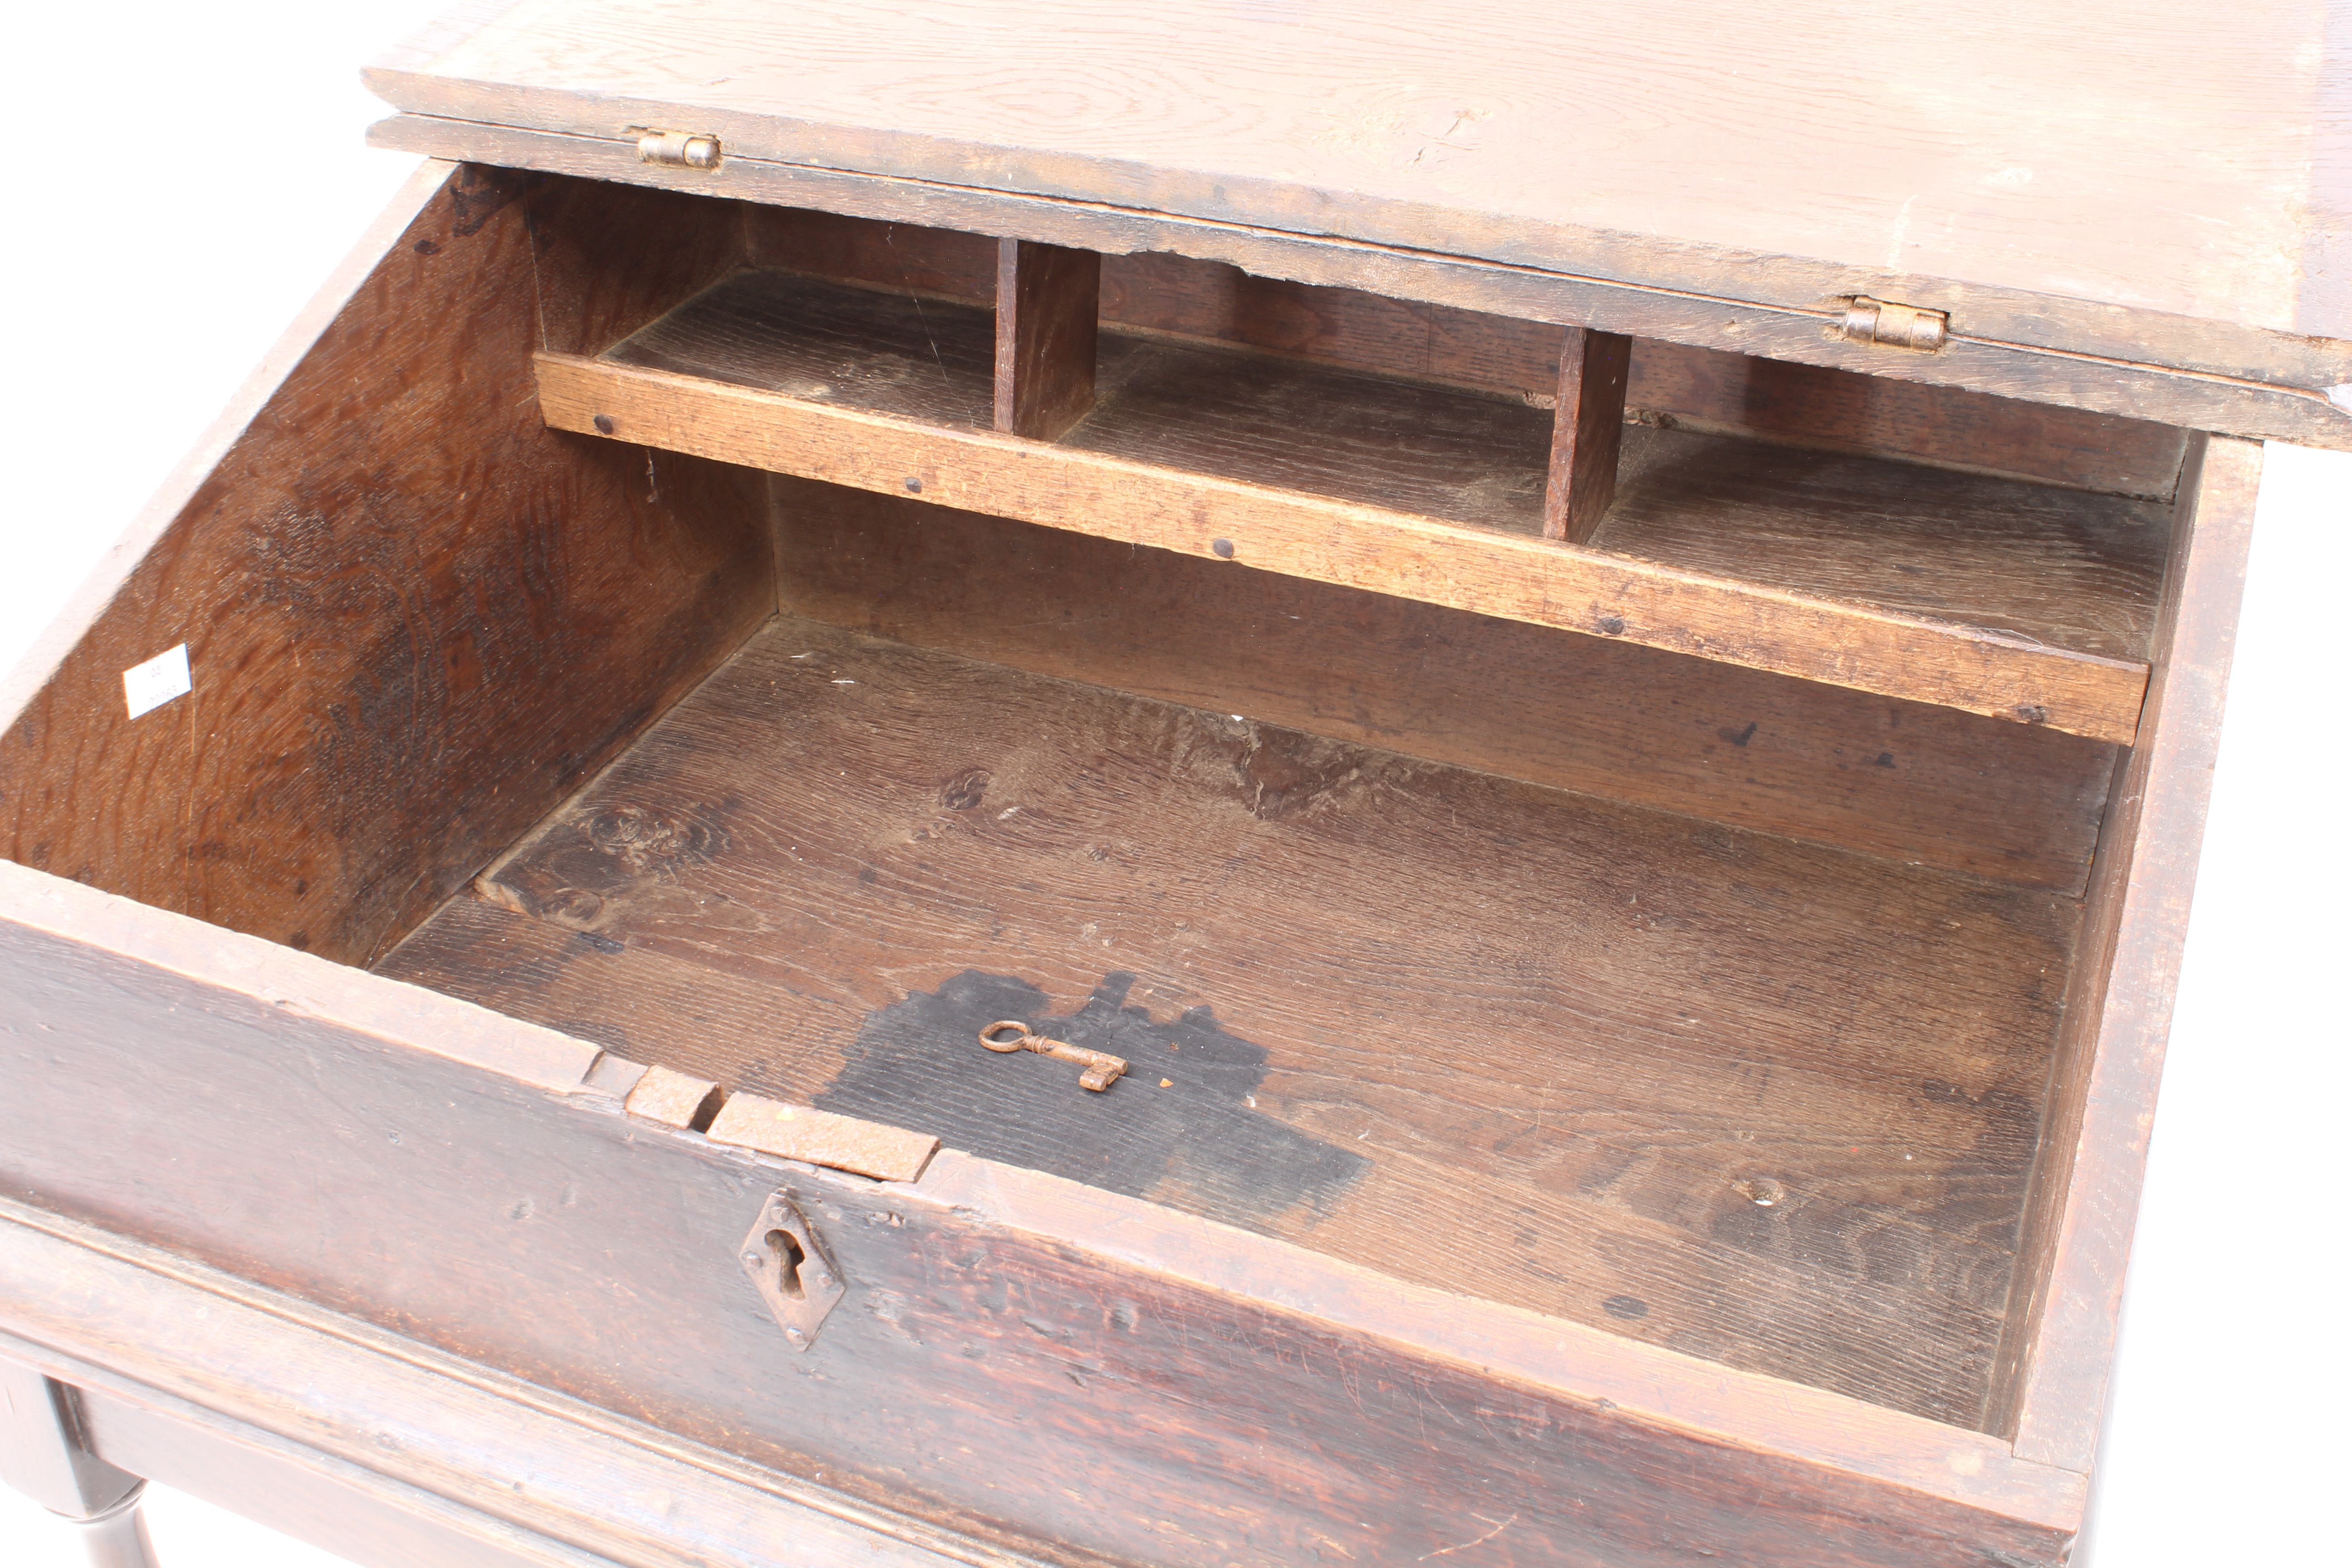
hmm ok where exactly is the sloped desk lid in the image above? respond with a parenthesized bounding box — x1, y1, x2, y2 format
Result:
(367, 0, 2352, 449)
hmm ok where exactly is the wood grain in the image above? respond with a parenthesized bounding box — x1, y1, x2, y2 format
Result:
(1599, 427, 2170, 662)
(0, 857, 2085, 1528)
(1544, 326, 1632, 543)
(0, 883, 2086, 1563)
(0, 166, 773, 967)
(764, 477, 2118, 891)
(992, 240, 1100, 439)
(371, 114, 2352, 451)
(616, 270, 2171, 669)
(1988, 436, 2264, 1468)
(381, 614, 2082, 1426)
(0, 1220, 995, 1568)
(745, 207, 2193, 498)
(0, 163, 456, 742)
(363, 0, 2352, 380)
(607, 265, 993, 426)
(1626, 341, 2188, 501)
(540, 273, 2164, 740)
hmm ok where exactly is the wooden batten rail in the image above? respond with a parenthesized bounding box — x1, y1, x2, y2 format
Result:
(534, 352, 2151, 743)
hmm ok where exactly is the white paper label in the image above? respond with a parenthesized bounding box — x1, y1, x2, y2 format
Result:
(122, 644, 191, 720)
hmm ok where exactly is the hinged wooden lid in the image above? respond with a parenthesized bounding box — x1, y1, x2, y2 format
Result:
(368, 0, 2352, 449)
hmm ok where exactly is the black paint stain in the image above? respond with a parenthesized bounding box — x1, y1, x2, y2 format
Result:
(1597, 615, 1626, 635)
(446, 164, 527, 238)
(1875, 751, 1896, 768)
(1602, 1294, 1649, 1320)
(817, 970, 1367, 1230)
(1718, 721, 1759, 748)
(412, 238, 441, 256)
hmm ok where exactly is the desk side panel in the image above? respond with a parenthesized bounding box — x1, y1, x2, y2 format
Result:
(1989, 436, 2264, 1465)
(0, 165, 770, 967)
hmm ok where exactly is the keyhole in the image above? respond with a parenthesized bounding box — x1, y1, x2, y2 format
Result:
(766, 1228, 807, 1300)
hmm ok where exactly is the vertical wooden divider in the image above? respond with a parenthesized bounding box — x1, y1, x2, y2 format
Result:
(1543, 325, 1634, 543)
(994, 238, 1102, 439)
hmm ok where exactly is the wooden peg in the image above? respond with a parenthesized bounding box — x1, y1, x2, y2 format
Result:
(994, 238, 1101, 440)
(1542, 325, 1633, 545)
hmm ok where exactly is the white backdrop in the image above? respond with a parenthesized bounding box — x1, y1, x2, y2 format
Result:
(1, 5, 2343, 1564)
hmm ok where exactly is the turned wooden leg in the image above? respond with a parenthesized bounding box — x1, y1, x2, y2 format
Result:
(1, 1360, 162, 1568)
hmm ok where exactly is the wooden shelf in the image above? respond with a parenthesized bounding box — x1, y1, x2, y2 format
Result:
(538, 270, 2167, 744)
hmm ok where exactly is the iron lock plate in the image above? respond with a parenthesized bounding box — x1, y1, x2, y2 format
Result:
(739, 1191, 846, 1352)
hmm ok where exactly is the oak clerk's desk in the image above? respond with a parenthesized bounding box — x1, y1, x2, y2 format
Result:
(4, 5, 2345, 1564)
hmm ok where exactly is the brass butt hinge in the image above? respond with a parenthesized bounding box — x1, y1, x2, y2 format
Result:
(636, 129, 723, 169)
(1837, 296, 1949, 353)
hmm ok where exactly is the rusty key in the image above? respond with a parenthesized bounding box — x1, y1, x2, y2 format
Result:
(978, 1021, 1128, 1092)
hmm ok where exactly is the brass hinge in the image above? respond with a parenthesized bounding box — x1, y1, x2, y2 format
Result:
(1838, 296, 1949, 353)
(636, 129, 723, 170)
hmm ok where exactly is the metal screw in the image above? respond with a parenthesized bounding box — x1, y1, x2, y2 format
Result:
(741, 1251, 763, 1269)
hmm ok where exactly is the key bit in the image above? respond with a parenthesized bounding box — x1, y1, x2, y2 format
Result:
(978, 1021, 1128, 1091)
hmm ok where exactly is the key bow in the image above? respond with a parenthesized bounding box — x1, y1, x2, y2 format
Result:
(977, 1021, 1128, 1092)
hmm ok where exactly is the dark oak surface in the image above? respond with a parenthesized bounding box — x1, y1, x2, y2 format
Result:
(381, 612, 2081, 1427)
(0, 868, 2082, 1566)
(617, 269, 2174, 653)
(764, 479, 2120, 892)
(0, 131, 2266, 1563)
(1600, 429, 2168, 663)
(1990, 435, 2266, 1467)
(610, 267, 1559, 529)
(363, 0, 2352, 421)
(751, 207, 2194, 500)
(1543, 326, 1632, 544)
(581, 267, 2167, 741)
(993, 240, 1102, 440)
(372, 110, 2352, 450)
(0, 165, 774, 966)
